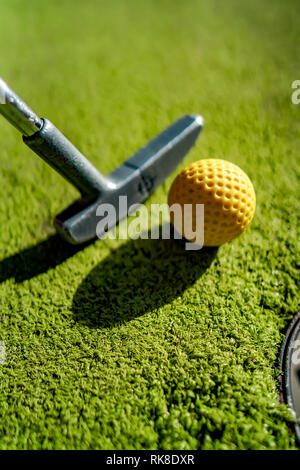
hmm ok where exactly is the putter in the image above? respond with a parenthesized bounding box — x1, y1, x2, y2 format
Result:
(0, 78, 203, 244)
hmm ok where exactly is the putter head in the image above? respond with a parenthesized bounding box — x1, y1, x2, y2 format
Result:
(55, 114, 204, 244)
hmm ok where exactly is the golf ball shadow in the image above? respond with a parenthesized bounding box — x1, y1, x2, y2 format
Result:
(72, 228, 217, 328)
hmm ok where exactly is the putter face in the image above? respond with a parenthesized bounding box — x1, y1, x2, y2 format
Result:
(0, 77, 204, 245)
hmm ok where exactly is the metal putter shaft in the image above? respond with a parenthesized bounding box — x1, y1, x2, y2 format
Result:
(0, 77, 204, 244)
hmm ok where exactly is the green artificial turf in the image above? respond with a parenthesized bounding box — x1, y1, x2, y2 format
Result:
(0, 0, 299, 450)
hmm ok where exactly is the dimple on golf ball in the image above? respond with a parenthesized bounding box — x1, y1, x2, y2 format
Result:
(168, 159, 256, 246)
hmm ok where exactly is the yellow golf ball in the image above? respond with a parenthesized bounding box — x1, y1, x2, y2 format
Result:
(168, 159, 256, 246)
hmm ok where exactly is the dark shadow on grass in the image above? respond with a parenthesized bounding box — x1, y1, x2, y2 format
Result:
(0, 234, 89, 283)
(72, 232, 217, 328)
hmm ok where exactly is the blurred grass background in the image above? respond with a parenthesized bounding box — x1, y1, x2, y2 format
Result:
(0, 0, 299, 449)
